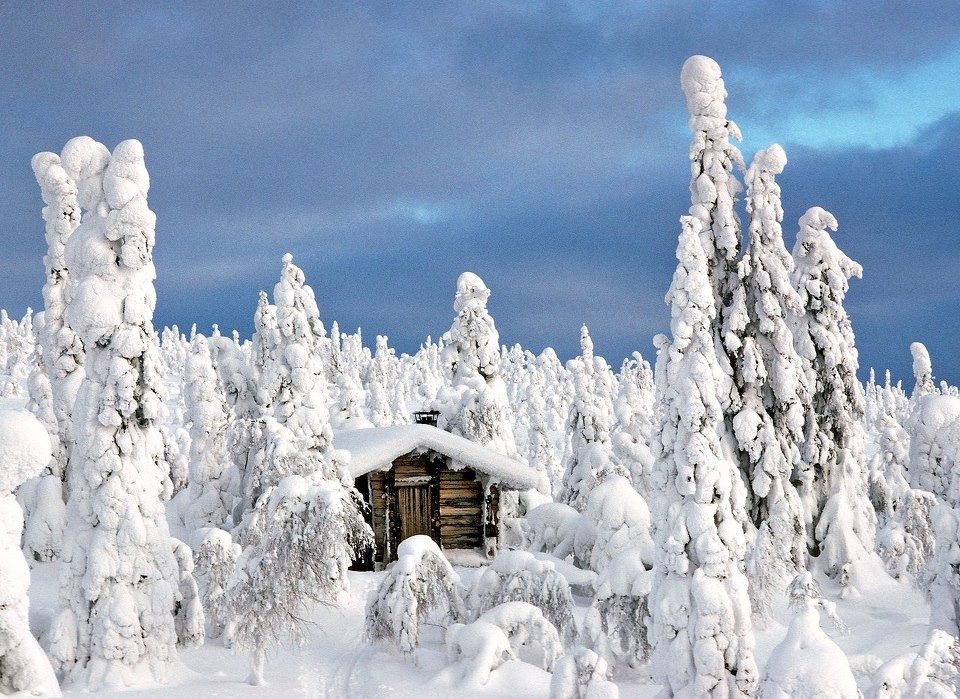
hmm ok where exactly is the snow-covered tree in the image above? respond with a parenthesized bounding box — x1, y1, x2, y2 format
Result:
(729, 144, 809, 619)
(192, 527, 240, 643)
(911, 341, 936, 400)
(31, 149, 85, 481)
(557, 326, 621, 510)
(226, 473, 372, 684)
(611, 353, 656, 499)
(574, 475, 654, 575)
(791, 206, 875, 589)
(45, 137, 200, 690)
(180, 335, 233, 531)
(20, 324, 66, 562)
(648, 215, 758, 696)
(0, 409, 59, 696)
(436, 272, 518, 458)
(680, 54, 743, 417)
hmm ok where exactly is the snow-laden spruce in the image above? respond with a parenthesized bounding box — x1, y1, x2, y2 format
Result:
(729, 144, 809, 619)
(0, 409, 60, 696)
(557, 326, 622, 511)
(31, 149, 85, 481)
(180, 334, 233, 531)
(435, 272, 518, 459)
(45, 138, 202, 691)
(648, 216, 758, 696)
(791, 206, 876, 590)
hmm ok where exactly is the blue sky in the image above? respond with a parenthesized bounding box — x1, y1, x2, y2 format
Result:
(2, 2, 958, 386)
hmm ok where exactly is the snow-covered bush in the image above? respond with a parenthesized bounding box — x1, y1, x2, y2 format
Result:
(227, 473, 371, 684)
(365, 535, 466, 653)
(469, 549, 577, 644)
(171, 538, 204, 649)
(522, 501, 580, 561)
(550, 647, 619, 699)
(16, 473, 65, 564)
(0, 409, 60, 696)
(447, 601, 563, 680)
(583, 547, 653, 671)
(759, 572, 856, 698)
(870, 628, 960, 698)
(576, 474, 653, 574)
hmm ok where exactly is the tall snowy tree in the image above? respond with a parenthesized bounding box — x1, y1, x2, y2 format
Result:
(680, 54, 744, 416)
(648, 216, 757, 696)
(31, 148, 85, 481)
(46, 138, 202, 690)
(791, 206, 875, 589)
(436, 272, 518, 458)
(224, 255, 372, 683)
(729, 144, 809, 618)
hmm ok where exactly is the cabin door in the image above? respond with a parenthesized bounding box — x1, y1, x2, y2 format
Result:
(396, 484, 433, 543)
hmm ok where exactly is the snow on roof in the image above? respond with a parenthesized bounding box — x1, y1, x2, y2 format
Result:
(333, 424, 548, 493)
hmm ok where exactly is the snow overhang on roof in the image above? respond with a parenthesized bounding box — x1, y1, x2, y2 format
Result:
(333, 424, 548, 493)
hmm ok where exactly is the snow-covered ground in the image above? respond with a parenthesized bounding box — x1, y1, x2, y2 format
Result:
(26, 555, 929, 698)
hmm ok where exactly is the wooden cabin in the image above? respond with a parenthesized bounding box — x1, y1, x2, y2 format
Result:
(334, 423, 547, 568)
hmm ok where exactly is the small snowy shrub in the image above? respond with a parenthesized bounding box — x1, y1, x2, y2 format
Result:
(523, 501, 580, 560)
(365, 535, 466, 653)
(171, 538, 204, 648)
(16, 473, 65, 563)
(444, 621, 514, 687)
(469, 549, 577, 643)
(453, 601, 563, 675)
(759, 572, 856, 698)
(550, 646, 619, 699)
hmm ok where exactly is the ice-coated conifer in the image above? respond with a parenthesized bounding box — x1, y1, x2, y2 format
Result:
(730, 144, 809, 618)
(648, 216, 757, 696)
(46, 138, 200, 690)
(436, 272, 518, 458)
(791, 207, 875, 588)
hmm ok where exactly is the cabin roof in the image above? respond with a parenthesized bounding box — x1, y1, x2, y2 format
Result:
(333, 424, 548, 493)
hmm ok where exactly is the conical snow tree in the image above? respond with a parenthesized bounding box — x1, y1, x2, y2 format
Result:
(436, 272, 518, 458)
(730, 144, 809, 618)
(791, 206, 875, 589)
(648, 216, 758, 696)
(46, 138, 201, 690)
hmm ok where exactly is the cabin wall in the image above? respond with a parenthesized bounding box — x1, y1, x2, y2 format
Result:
(362, 452, 494, 566)
(438, 467, 484, 550)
